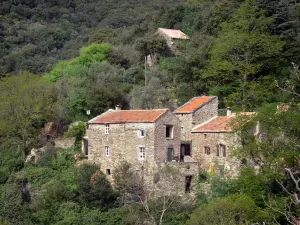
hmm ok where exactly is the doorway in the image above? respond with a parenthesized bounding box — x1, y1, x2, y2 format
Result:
(167, 148, 174, 162)
(180, 143, 191, 162)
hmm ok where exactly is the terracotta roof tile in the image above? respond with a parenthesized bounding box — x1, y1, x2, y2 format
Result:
(158, 28, 190, 39)
(174, 96, 216, 113)
(192, 116, 233, 132)
(88, 109, 168, 124)
(192, 112, 255, 132)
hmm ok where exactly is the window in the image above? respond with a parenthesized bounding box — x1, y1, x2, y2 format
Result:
(83, 138, 88, 155)
(139, 129, 145, 137)
(106, 169, 111, 175)
(139, 146, 146, 160)
(181, 126, 184, 133)
(166, 125, 174, 138)
(105, 124, 110, 134)
(204, 133, 207, 139)
(217, 144, 226, 157)
(204, 146, 210, 155)
(105, 146, 110, 156)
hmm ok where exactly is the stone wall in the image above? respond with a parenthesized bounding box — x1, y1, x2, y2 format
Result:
(153, 162, 199, 196)
(54, 137, 76, 149)
(154, 111, 181, 163)
(175, 113, 193, 142)
(192, 97, 218, 125)
(87, 122, 155, 183)
(86, 111, 181, 187)
(191, 131, 241, 177)
(174, 97, 218, 142)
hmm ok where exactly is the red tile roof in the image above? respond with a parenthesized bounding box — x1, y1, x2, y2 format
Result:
(174, 96, 216, 114)
(192, 116, 233, 132)
(192, 112, 255, 132)
(88, 109, 169, 124)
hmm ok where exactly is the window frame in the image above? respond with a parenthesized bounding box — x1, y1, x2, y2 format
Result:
(105, 124, 110, 134)
(217, 144, 226, 157)
(139, 146, 146, 160)
(105, 146, 110, 156)
(139, 129, 146, 138)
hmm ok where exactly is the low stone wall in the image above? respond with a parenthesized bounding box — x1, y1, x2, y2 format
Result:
(54, 137, 76, 149)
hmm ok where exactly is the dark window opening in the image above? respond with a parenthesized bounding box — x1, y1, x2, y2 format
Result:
(140, 129, 145, 137)
(83, 138, 88, 155)
(180, 144, 191, 162)
(166, 125, 174, 138)
(185, 176, 192, 193)
(106, 169, 111, 175)
(204, 146, 210, 155)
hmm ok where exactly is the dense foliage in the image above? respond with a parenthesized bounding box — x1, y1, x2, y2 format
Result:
(1, 0, 300, 224)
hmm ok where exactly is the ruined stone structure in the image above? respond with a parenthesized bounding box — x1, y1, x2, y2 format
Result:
(146, 28, 190, 70)
(156, 28, 190, 56)
(173, 96, 218, 162)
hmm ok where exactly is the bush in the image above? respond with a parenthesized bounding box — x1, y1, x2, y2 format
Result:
(76, 164, 118, 209)
(0, 168, 10, 184)
(13, 167, 55, 188)
(64, 122, 86, 141)
(187, 194, 271, 225)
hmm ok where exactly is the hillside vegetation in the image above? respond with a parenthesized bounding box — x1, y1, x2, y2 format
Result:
(0, 0, 300, 224)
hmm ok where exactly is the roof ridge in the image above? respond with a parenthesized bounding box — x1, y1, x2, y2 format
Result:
(88, 108, 169, 124)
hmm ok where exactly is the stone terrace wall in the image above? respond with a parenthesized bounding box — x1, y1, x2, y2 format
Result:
(153, 162, 199, 196)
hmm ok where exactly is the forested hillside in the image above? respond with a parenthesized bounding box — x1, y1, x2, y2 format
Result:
(0, 0, 185, 75)
(0, 0, 300, 224)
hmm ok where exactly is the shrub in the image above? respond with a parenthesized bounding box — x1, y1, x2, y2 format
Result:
(187, 194, 271, 225)
(64, 122, 86, 141)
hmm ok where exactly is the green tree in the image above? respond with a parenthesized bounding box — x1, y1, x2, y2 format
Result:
(0, 72, 57, 153)
(187, 194, 271, 225)
(76, 164, 118, 209)
(202, 0, 283, 110)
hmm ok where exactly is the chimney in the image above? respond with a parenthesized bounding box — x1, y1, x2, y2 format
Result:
(226, 107, 232, 116)
(115, 105, 121, 111)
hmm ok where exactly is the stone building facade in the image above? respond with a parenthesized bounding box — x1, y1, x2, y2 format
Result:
(173, 96, 218, 161)
(191, 112, 255, 177)
(84, 97, 256, 194)
(86, 108, 194, 190)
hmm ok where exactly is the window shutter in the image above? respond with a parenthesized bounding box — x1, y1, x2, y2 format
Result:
(216, 145, 219, 156)
(223, 146, 226, 157)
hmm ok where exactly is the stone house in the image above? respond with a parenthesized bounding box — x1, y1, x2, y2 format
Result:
(156, 28, 189, 56)
(173, 96, 218, 162)
(146, 28, 190, 69)
(85, 107, 199, 191)
(191, 110, 256, 177)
